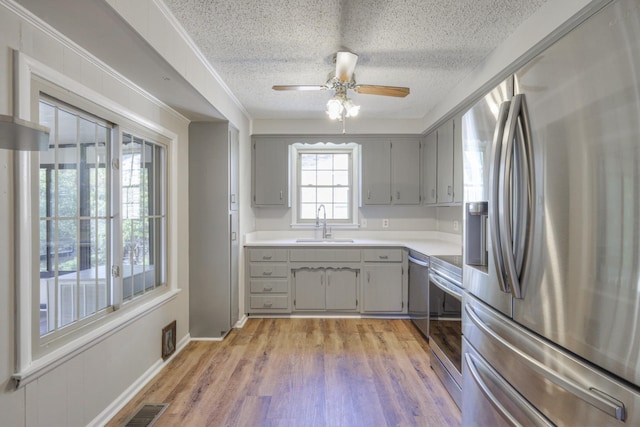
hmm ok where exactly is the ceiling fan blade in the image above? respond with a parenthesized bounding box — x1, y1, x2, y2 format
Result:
(272, 85, 327, 91)
(355, 85, 410, 97)
(335, 51, 358, 82)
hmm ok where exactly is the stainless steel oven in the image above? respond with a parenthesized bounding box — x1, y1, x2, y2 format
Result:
(408, 250, 430, 338)
(428, 255, 463, 409)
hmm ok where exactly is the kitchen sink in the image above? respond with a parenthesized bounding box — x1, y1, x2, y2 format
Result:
(295, 238, 355, 243)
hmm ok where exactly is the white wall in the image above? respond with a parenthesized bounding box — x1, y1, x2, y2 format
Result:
(0, 2, 192, 426)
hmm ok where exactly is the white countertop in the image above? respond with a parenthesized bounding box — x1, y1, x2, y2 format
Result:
(244, 230, 462, 257)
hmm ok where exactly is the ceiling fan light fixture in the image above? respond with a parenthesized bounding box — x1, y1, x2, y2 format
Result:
(326, 96, 344, 120)
(344, 98, 360, 117)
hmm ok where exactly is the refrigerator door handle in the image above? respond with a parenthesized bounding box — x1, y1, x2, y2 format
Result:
(499, 94, 532, 299)
(464, 352, 554, 427)
(465, 303, 627, 422)
(489, 100, 511, 294)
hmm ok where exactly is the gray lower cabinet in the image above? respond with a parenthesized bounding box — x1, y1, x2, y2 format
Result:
(244, 246, 407, 315)
(293, 268, 358, 311)
(247, 248, 290, 313)
(362, 249, 405, 312)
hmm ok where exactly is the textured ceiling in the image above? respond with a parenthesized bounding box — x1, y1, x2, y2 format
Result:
(163, 0, 550, 120)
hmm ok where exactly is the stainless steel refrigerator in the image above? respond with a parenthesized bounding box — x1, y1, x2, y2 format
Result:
(461, 0, 640, 424)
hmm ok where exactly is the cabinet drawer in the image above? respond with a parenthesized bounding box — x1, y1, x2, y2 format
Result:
(250, 279, 288, 294)
(250, 295, 289, 310)
(250, 263, 288, 278)
(363, 249, 403, 262)
(249, 249, 288, 262)
(289, 249, 361, 262)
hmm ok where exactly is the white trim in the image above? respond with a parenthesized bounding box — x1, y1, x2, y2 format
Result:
(289, 142, 361, 227)
(13, 288, 181, 388)
(234, 314, 248, 329)
(87, 331, 191, 427)
(152, 0, 251, 121)
(0, 0, 189, 126)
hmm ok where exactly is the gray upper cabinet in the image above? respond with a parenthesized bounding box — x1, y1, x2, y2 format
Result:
(361, 139, 391, 204)
(189, 121, 239, 338)
(453, 114, 463, 204)
(391, 138, 421, 205)
(252, 137, 288, 206)
(422, 132, 438, 205)
(361, 138, 420, 205)
(437, 120, 455, 204)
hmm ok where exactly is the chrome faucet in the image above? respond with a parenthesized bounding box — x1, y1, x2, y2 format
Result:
(316, 204, 331, 239)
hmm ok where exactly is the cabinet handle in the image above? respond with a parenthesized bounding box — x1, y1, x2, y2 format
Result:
(448, 185, 452, 196)
(263, 271, 272, 276)
(264, 302, 273, 307)
(262, 255, 272, 260)
(367, 190, 371, 200)
(264, 286, 272, 292)
(231, 232, 237, 241)
(367, 272, 370, 283)
(279, 190, 283, 200)
(396, 191, 400, 200)
(379, 255, 389, 260)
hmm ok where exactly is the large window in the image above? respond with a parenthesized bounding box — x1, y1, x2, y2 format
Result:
(37, 97, 167, 341)
(291, 142, 360, 226)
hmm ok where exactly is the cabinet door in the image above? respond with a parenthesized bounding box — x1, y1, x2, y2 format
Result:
(422, 132, 438, 204)
(361, 139, 391, 205)
(391, 139, 421, 204)
(229, 127, 239, 211)
(437, 120, 454, 204)
(363, 264, 403, 312)
(294, 269, 325, 310)
(326, 268, 358, 310)
(453, 114, 463, 203)
(253, 138, 288, 206)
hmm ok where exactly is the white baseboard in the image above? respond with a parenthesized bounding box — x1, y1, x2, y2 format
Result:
(87, 333, 191, 427)
(234, 314, 248, 328)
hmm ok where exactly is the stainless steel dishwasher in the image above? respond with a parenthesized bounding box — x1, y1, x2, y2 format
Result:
(408, 250, 429, 338)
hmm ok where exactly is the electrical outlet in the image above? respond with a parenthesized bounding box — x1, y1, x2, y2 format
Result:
(361, 218, 368, 228)
(382, 218, 389, 228)
(453, 220, 459, 231)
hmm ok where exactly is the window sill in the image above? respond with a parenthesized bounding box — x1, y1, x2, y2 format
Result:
(12, 288, 181, 389)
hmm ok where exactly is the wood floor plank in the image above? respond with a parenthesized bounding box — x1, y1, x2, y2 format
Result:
(106, 318, 461, 427)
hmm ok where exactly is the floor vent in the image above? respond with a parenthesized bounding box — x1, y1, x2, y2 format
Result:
(123, 403, 169, 427)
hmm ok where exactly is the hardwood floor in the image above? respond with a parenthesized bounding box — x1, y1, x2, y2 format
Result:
(107, 318, 461, 427)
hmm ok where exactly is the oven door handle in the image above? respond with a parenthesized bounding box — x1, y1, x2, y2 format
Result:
(408, 255, 429, 267)
(430, 272, 463, 299)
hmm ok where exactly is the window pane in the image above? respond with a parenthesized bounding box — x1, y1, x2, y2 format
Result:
(300, 153, 316, 170)
(317, 153, 332, 170)
(334, 154, 349, 170)
(334, 187, 349, 203)
(317, 171, 332, 185)
(317, 187, 333, 203)
(57, 219, 77, 273)
(57, 167, 77, 218)
(333, 171, 349, 186)
(334, 204, 349, 219)
(300, 203, 317, 219)
(300, 170, 316, 186)
(300, 187, 316, 203)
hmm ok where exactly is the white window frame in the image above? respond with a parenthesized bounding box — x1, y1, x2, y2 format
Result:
(13, 51, 179, 388)
(290, 142, 360, 228)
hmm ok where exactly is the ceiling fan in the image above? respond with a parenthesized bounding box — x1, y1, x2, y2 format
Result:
(272, 51, 410, 128)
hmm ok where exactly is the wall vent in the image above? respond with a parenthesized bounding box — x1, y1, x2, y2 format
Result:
(123, 403, 169, 427)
